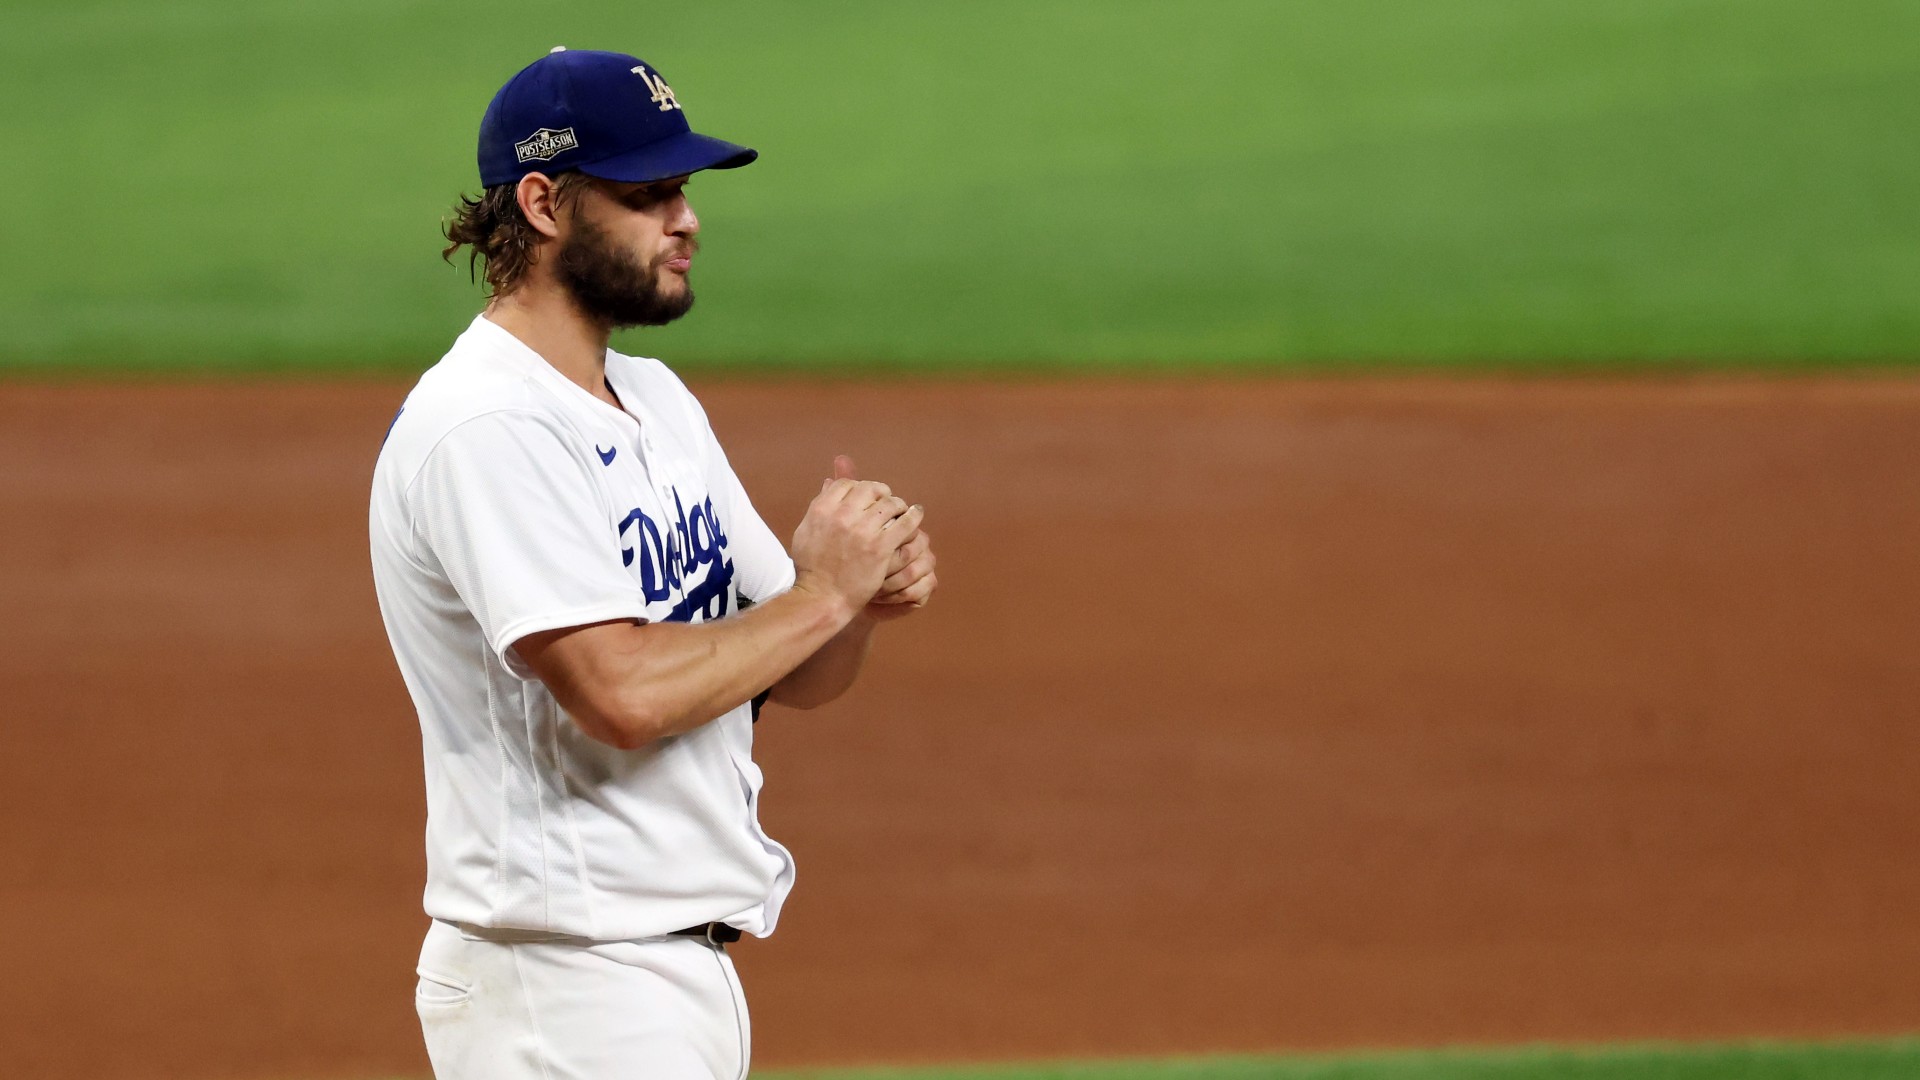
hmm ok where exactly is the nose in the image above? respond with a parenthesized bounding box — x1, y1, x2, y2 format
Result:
(671, 193, 698, 240)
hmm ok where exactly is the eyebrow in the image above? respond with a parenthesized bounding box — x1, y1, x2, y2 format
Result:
(612, 178, 686, 201)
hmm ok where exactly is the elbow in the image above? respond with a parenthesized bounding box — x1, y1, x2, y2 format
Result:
(528, 626, 712, 750)
(596, 721, 661, 752)
(766, 689, 817, 711)
(589, 691, 714, 750)
(766, 681, 836, 712)
(570, 695, 672, 751)
(599, 703, 675, 750)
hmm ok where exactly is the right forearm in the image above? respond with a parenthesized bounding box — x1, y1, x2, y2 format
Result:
(595, 584, 853, 745)
(521, 471, 920, 750)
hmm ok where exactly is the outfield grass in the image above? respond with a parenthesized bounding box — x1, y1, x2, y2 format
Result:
(759, 1039, 1920, 1080)
(7, 1, 1920, 371)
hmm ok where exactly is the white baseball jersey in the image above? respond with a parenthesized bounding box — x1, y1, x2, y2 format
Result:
(370, 314, 797, 942)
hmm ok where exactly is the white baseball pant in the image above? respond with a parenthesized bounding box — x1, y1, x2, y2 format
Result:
(414, 918, 752, 1079)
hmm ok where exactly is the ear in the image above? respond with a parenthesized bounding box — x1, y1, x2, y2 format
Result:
(515, 173, 565, 239)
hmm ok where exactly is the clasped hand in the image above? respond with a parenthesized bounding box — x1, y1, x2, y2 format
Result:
(789, 455, 938, 622)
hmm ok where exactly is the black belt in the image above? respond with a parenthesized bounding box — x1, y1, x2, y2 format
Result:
(672, 922, 741, 944)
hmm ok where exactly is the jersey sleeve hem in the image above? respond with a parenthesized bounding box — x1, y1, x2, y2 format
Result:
(747, 559, 798, 604)
(493, 601, 654, 682)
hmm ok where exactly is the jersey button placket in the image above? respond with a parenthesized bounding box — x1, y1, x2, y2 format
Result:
(631, 426, 683, 614)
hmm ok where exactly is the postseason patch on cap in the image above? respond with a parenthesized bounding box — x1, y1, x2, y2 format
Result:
(514, 127, 579, 163)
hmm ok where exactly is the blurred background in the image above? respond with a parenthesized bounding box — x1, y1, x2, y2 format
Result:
(3, 2, 1919, 1079)
(7, 0, 1919, 370)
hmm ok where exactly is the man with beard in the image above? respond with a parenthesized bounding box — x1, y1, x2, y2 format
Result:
(368, 47, 938, 1080)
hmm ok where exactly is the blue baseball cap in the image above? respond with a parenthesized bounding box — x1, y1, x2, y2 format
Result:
(477, 47, 757, 188)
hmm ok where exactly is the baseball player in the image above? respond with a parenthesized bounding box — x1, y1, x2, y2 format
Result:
(368, 47, 937, 1079)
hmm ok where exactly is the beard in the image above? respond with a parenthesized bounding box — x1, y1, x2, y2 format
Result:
(555, 217, 695, 329)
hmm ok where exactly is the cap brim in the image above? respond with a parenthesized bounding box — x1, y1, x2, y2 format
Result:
(576, 131, 757, 184)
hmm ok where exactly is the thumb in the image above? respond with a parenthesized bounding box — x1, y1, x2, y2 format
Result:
(833, 454, 858, 481)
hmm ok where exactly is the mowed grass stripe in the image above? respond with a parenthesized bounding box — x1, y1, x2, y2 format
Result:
(257, 1039, 1920, 1080)
(5, 1, 1919, 371)
(759, 1039, 1920, 1080)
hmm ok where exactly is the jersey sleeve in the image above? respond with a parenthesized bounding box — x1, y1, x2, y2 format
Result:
(702, 421, 796, 606)
(411, 409, 652, 678)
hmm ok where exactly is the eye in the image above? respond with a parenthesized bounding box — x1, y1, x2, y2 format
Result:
(622, 182, 685, 208)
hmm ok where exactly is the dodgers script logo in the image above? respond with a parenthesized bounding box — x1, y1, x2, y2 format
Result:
(617, 489, 733, 623)
(514, 127, 579, 163)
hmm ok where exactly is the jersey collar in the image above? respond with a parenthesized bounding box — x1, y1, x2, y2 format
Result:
(471, 314, 642, 437)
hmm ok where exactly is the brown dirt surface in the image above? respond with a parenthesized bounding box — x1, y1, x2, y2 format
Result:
(2, 374, 1918, 1080)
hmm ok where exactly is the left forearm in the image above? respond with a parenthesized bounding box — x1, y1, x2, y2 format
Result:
(767, 612, 877, 709)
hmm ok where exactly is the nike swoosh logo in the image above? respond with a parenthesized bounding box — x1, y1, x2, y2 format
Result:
(597, 444, 617, 466)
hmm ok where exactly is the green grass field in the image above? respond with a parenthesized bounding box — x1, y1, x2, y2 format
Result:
(7, 0, 1920, 372)
(755, 1040, 1920, 1080)
(321, 1039, 1920, 1080)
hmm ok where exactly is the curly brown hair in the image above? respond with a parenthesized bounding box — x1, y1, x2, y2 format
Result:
(441, 173, 594, 296)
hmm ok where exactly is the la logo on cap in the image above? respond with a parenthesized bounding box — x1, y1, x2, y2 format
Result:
(632, 65, 681, 112)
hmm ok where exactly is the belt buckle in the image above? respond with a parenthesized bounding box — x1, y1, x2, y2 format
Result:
(672, 921, 740, 945)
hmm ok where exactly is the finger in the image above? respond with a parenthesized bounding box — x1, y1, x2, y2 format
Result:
(880, 503, 924, 537)
(887, 572, 935, 607)
(880, 551, 936, 594)
(892, 532, 930, 570)
(883, 503, 922, 536)
(817, 477, 858, 503)
(880, 543, 934, 589)
(870, 586, 916, 604)
(845, 481, 893, 511)
(833, 454, 858, 481)
(888, 532, 929, 571)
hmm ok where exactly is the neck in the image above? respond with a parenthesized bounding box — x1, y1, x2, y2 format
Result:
(483, 282, 619, 406)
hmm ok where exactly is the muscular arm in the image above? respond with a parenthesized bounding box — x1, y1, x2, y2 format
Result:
(768, 523, 937, 709)
(765, 457, 940, 711)
(517, 475, 923, 749)
(515, 584, 856, 749)
(767, 613, 877, 710)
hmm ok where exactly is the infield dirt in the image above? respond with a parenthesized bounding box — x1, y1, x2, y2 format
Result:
(2, 376, 1917, 1080)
